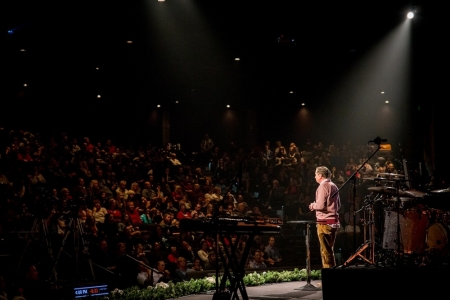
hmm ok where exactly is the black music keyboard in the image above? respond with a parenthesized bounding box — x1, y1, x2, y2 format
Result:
(179, 217, 281, 234)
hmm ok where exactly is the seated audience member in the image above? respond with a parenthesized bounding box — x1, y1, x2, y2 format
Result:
(107, 198, 123, 223)
(249, 249, 267, 269)
(179, 240, 196, 264)
(151, 208, 163, 224)
(264, 236, 282, 267)
(176, 203, 192, 220)
(169, 153, 182, 166)
(171, 185, 185, 207)
(165, 200, 179, 216)
(92, 199, 108, 225)
(136, 260, 152, 288)
(151, 260, 172, 286)
(140, 207, 153, 224)
(191, 257, 204, 271)
(166, 245, 180, 272)
(174, 256, 191, 281)
(148, 241, 167, 267)
(204, 251, 223, 271)
(197, 241, 210, 265)
(125, 200, 143, 226)
(118, 214, 141, 241)
(191, 203, 206, 219)
(142, 181, 156, 201)
(134, 243, 151, 267)
(179, 195, 193, 211)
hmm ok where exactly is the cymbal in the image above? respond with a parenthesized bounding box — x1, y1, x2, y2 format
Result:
(430, 188, 450, 194)
(361, 177, 386, 181)
(368, 186, 425, 198)
(362, 177, 402, 181)
(384, 197, 414, 202)
(406, 190, 426, 198)
(378, 173, 404, 177)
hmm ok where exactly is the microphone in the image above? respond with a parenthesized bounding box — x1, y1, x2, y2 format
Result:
(368, 137, 387, 145)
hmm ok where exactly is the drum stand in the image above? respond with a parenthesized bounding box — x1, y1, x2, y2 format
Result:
(341, 196, 376, 267)
(392, 182, 405, 264)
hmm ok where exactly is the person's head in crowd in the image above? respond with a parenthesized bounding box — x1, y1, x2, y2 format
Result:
(177, 256, 188, 271)
(116, 242, 127, 256)
(156, 260, 166, 274)
(126, 201, 136, 212)
(237, 203, 246, 213)
(144, 181, 151, 190)
(127, 190, 135, 200)
(153, 241, 162, 252)
(208, 251, 217, 263)
(93, 199, 102, 210)
(193, 203, 203, 213)
(162, 212, 172, 225)
(166, 200, 175, 209)
(119, 180, 127, 191)
(253, 249, 265, 263)
(200, 241, 209, 252)
(192, 258, 203, 271)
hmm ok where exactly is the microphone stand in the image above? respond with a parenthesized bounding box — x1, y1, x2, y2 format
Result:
(333, 137, 383, 263)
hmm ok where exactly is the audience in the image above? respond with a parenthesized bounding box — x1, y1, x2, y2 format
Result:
(1, 126, 426, 294)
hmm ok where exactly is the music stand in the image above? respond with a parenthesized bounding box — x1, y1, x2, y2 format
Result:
(287, 220, 321, 291)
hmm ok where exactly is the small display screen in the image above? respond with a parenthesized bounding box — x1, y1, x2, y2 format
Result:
(74, 284, 109, 298)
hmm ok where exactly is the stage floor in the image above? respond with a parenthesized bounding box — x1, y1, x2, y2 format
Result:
(176, 262, 450, 300)
(175, 280, 324, 300)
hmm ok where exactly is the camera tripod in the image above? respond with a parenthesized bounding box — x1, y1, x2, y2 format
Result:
(48, 217, 95, 284)
(15, 217, 55, 280)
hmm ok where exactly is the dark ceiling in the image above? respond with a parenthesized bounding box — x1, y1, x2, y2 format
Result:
(2, 1, 448, 172)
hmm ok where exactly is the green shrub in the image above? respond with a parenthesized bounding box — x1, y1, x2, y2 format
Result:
(107, 268, 320, 300)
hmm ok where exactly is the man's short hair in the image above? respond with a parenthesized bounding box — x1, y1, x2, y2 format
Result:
(315, 166, 330, 178)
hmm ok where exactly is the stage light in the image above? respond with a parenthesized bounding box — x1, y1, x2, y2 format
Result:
(407, 12, 414, 19)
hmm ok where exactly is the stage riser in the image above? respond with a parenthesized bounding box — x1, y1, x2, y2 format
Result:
(322, 267, 449, 299)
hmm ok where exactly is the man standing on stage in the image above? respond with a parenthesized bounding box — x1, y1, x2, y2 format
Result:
(309, 166, 341, 268)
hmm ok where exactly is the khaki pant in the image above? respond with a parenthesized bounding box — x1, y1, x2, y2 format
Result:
(317, 224, 337, 268)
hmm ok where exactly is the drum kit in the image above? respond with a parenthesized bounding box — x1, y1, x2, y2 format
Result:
(360, 173, 450, 266)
